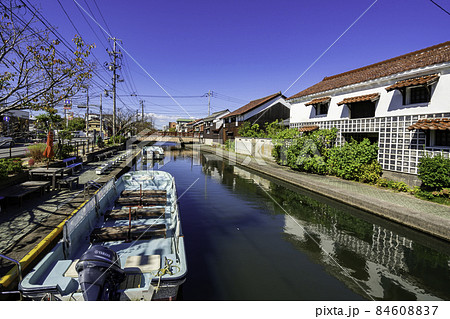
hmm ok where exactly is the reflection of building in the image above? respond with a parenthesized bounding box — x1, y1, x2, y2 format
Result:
(288, 41, 450, 184)
(0, 110, 30, 137)
(283, 214, 443, 300)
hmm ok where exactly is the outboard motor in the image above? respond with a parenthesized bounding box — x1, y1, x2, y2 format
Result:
(75, 245, 125, 301)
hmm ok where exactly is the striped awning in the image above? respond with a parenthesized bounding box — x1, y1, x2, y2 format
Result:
(298, 125, 319, 132)
(386, 74, 439, 92)
(408, 118, 450, 131)
(336, 93, 380, 106)
(305, 96, 331, 106)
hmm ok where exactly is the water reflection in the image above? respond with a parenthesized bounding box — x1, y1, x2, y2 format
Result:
(142, 146, 450, 300)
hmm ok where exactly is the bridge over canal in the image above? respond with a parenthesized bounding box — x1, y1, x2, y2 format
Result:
(135, 132, 198, 144)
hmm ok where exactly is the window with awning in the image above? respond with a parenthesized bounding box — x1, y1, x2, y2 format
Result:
(305, 97, 331, 116)
(298, 125, 319, 133)
(408, 118, 450, 147)
(337, 93, 379, 119)
(385, 74, 439, 105)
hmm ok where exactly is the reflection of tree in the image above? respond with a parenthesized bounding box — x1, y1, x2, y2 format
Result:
(268, 183, 374, 243)
(403, 244, 450, 297)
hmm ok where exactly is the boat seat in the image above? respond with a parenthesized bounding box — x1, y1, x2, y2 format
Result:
(64, 259, 79, 278)
(90, 224, 167, 242)
(115, 196, 166, 207)
(117, 190, 167, 206)
(106, 207, 166, 220)
(63, 255, 160, 278)
(121, 190, 167, 197)
(124, 255, 161, 273)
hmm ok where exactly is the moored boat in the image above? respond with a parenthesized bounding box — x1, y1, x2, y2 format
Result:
(19, 170, 187, 301)
(143, 146, 165, 160)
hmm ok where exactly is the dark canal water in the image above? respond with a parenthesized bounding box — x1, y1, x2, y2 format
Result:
(136, 146, 450, 301)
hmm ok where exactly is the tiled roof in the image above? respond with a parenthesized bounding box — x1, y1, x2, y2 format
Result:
(385, 74, 439, 92)
(203, 110, 229, 122)
(336, 93, 380, 106)
(298, 125, 319, 132)
(288, 41, 450, 100)
(408, 118, 450, 130)
(224, 92, 283, 118)
(305, 96, 331, 106)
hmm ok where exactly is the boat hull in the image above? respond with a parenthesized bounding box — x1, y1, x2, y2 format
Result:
(19, 171, 187, 301)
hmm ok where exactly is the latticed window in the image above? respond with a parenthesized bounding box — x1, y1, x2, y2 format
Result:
(409, 86, 430, 104)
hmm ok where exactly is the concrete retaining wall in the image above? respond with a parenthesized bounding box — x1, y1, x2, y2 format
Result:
(235, 138, 274, 160)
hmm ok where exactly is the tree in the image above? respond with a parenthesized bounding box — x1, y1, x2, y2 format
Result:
(103, 110, 155, 137)
(67, 117, 85, 131)
(34, 111, 63, 131)
(0, 2, 95, 115)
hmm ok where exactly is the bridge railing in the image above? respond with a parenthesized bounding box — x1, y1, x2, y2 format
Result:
(157, 132, 194, 138)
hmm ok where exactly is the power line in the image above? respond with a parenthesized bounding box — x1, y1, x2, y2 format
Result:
(93, 0, 113, 37)
(283, 0, 379, 95)
(72, 0, 194, 119)
(131, 94, 206, 98)
(23, 0, 111, 87)
(429, 0, 450, 15)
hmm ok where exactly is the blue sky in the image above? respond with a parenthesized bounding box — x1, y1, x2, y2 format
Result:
(27, 0, 450, 128)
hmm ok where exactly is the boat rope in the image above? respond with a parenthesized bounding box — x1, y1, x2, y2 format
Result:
(154, 257, 180, 292)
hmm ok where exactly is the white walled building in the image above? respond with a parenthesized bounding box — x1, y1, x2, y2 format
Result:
(288, 41, 450, 183)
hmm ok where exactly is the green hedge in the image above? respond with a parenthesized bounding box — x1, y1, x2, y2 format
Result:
(327, 138, 381, 183)
(418, 154, 450, 191)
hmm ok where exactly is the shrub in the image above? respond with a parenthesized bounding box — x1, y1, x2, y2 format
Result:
(282, 128, 338, 173)
(418, 154, 450, 191)
(28, 158, 35, 167)
(0, 158, 24, 175)
(56, 144, 75, 159)
(358, 161, 382, 184)
(238, 122, 264, 138)
(225, 139, 235, 151)
(376, 178, 390, 188)
(108, 135, 126, 145)
(391, 181, 411, 193)
(327, 138, 380, 182)
(27, 143, 47, 162)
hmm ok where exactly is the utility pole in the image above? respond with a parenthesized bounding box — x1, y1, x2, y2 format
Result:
(141, 100, 144, 123)
(85, 86, 89, 135)
(136, 109, 139, 135)
(108, 37, 122, 137)
(208, 90, 211, 116)
(99, 94, 103, 139)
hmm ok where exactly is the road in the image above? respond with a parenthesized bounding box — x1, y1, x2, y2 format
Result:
(0, 145, 29, 159)
(0, 138, 94, 159)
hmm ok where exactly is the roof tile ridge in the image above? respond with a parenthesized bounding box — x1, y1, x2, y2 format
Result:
(322, 41, 450, 82)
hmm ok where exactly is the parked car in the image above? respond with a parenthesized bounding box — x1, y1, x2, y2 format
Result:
(0, 136, 15, 148)
(72, 131, 86, 138)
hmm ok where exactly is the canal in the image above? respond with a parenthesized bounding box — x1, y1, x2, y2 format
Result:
(136, 145, 450, 301)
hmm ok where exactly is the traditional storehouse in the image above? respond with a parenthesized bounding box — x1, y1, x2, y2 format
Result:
(222, 92, 290, 141)
(288, 41, 450, 183)
(202, 109, 230, 145)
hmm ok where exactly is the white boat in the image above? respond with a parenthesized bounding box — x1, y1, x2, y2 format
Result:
(143, 146, 164, 160)
(19, 171, 187, 301)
